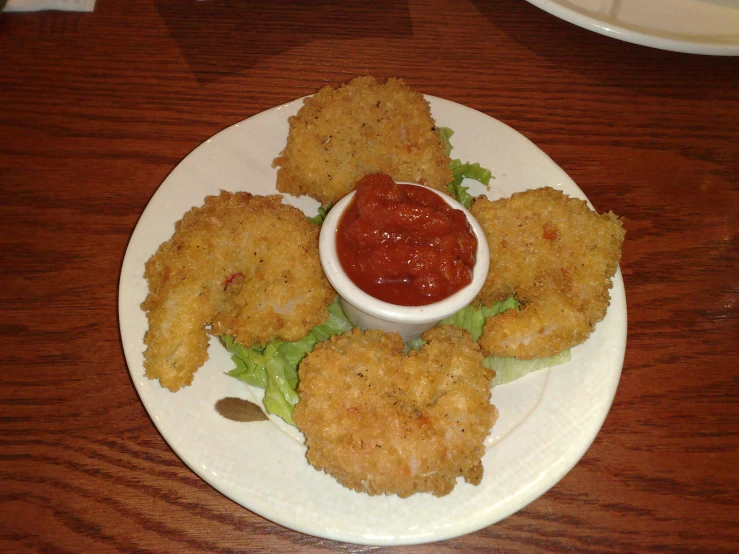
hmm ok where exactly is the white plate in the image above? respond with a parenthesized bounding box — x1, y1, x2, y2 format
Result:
(118, 96, 627, 545)
(525, 0, 739, 55)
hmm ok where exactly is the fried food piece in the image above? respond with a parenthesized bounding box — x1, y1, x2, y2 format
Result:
(470, 187, 624, 359)
(294, 326, 497, 498)
(141, 191, 335, 391)
(272, 76, 453, 205)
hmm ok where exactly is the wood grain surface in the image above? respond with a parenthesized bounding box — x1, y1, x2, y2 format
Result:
(1, 0, 737, 552)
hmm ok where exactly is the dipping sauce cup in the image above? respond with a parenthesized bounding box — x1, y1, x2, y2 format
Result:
(319, 183, 490, 342)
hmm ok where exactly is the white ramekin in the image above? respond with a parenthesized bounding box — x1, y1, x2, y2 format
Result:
(318, 184, 490, 342)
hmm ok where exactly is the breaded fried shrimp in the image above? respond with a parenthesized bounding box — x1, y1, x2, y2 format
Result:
(141, 191, 335, 391)
(294, 326, 497, 498)
(272, 76, 453, 205)
(470, 187, 624, 359)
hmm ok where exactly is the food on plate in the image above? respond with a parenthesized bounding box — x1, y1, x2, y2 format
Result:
(336, 173, 477, 305)
(223, 299, 353, 425)
(272, 76, 453, 205)
(470, 187, 625, 359)
(294, 325, 497, 498)
(141, 191, 335, 391)
(130, 74, 631, 510)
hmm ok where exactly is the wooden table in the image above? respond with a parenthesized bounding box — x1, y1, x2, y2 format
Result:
(1, 1, 737, 552)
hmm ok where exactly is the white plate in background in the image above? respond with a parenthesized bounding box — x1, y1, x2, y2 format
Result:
(525, 0, 739, 55)
(118, 96, 627, 545)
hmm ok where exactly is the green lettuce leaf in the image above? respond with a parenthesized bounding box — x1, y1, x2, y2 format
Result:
(438, 126, 455, 156)
(221, 336, 268, 388)
(438, 127, 493, 208)
(223, 298, 353, 425)
(447, 160, 493, 208)
(439, 296, 520, 341)
(451, 159, 493, 187)
(485, 350, 571, 386)
(447, 180, 475, 209)
(308, 203, 334, 226)
(262, 342, 300, 423)
(440, 296, 570, 384)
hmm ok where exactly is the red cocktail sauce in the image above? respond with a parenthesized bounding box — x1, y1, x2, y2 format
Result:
(336, 174, 477, 306)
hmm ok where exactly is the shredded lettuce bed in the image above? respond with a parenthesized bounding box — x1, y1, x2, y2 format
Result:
(222, 299, 352, 425)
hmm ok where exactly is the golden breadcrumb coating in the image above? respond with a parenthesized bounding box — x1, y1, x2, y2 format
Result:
(470, 187, 625, 359)
(294, 326, 497, 498)
(272, 76, 453, 205)
(141, 191, 336, 391)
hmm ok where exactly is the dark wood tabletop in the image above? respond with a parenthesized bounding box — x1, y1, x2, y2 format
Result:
(1, 1, 737, 552)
